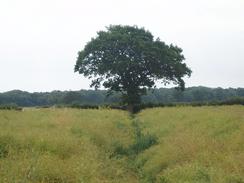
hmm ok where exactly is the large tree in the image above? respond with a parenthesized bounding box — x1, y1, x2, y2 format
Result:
(75, 25, 191, 108)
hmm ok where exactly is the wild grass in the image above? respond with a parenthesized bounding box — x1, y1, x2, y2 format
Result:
(0, 106, 244, 182)
(136, 105, 244, 182)
(0, 108, 137, 182)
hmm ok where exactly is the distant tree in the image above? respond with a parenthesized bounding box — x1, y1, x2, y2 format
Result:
(237, 88, 244, 97)
(74, 25, 192, 111)
(1, 87, 244, 107)
(62, 91, 82, 104)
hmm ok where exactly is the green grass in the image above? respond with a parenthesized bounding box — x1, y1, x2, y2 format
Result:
(0, 106, 244, 182)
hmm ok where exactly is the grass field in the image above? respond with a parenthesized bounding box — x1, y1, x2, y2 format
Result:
(0, 106, 244, 182)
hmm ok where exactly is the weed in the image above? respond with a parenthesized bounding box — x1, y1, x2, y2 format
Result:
(0, 142, 8, 158)
(111, 120, 158, 157)
(0, 135, 15, 158)
(227, 175, 244, 183)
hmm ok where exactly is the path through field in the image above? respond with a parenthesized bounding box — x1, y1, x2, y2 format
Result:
(0, 106, 244, 182)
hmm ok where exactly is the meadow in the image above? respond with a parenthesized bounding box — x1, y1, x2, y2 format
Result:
(0, 106, 243, 183)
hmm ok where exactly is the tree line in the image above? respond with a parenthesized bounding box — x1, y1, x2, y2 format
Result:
(0, 86, 244, 107)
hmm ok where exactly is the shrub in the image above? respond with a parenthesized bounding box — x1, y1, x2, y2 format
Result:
(0, 104, 22, 111)
(69, 104, 99, 109)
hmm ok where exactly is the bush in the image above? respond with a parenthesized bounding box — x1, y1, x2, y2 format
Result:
(0, 104, 22, 111)
(36, 96, 244, 113)
(68, 104, 99, 109)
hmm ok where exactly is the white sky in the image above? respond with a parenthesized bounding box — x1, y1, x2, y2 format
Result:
(0, 0, 243, 92)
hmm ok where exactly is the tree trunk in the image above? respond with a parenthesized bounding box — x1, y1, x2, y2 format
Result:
(127, 104, 134, 113)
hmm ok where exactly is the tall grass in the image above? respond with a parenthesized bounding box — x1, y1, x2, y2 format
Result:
(136, 105, 244, 182)
(0, 106, 243, 182)
(0, 108, 138, 182)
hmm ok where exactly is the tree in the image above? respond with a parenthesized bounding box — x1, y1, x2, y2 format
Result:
(74, 25, 192, 109)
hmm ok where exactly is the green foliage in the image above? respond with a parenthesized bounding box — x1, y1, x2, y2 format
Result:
(75, 25, 191, 105)
(130, 120, 158, 155)
(0, 103, 22, 111)
(1, 87, 244, 107)
(112, 120, 158, 157)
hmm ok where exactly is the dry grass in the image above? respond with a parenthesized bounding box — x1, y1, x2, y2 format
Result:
(0, 106, 244, 182)
(0, 108, 137, 183)
(136, 105, 244, 182)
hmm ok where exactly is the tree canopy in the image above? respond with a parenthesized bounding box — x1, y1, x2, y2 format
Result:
(74, 25, 192, 105)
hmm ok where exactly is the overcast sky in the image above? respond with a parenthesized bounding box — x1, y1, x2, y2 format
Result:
(0, 0, 243, 92)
